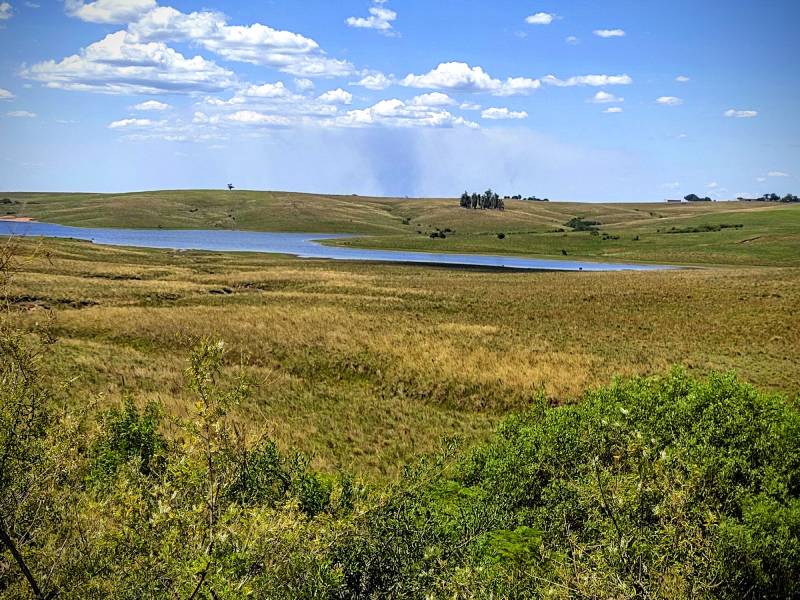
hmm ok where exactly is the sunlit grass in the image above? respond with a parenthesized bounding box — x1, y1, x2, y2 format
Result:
(6, 237, 799, 480)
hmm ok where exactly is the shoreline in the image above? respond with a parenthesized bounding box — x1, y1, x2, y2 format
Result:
(0, 216, 36, 223)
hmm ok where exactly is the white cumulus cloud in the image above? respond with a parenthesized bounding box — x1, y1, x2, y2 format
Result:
(22, 31, 236, 94)
(0, 2, 13, 20)
(675, 75, 690, 83)
(526, 12, 556, 25)
(410, 92, 455, 106)
(346, 2, 397, 34)
(125, 6, 353, 77)
(352, 71, 394, 90)
(240, 82, 293, 98)
(400, 63, 632, 97)
(0, 87, 14, 100)
(401, 62, 502, 92)
(317, 88, 353, 105)
(590, 91, 623, 103)
(603, 107, 623, 113)
(400, 62, 540, 96)
(767, 171, 789, 177)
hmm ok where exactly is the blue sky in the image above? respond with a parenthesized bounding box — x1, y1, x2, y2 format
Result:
(0, 0, 798, 200)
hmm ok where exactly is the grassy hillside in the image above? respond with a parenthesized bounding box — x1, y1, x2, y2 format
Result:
(335, 202, 800, 267)
(3, 190, 799, 266)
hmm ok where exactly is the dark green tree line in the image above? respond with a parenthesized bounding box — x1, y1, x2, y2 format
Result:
(459, 189, 505, 210)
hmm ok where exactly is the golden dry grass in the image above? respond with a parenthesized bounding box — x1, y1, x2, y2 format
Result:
(6, 237, 800, 479)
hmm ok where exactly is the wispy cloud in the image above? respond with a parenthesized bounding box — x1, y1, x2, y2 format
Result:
(589, 91, 624, 104)
(133, 100, 171, 111)
(675, 75, 690, 83)
(6, 110, 36, 118)
(724, 109, 757, 118)
(0, 2, 14, 20)
(656, 96, 683, 106)
(108, 118, 161, 128)
(768, 171, 789, 177)
(225, 111, 291, 126)
(542, 74, 632, 87)
(65, 0, 155, 24)
(0, 87, 14, 100)
(594, 29, 625, 38)
(481, 107, 528, 120)
(328, 97, 479, 129)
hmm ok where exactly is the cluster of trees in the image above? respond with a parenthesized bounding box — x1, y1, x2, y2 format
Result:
(505, 195, 549, 202)
(666, 223, 744, 234)
(458, 190, 551, 207)
(684, 192, 799, 203)
(738, 193, 799, 203)
(459, 190, 505, 210)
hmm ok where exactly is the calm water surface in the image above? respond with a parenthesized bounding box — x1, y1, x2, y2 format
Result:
(0, 221, 671, 272)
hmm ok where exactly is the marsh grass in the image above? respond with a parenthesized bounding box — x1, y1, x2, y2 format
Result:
(5, 237, 798, 479)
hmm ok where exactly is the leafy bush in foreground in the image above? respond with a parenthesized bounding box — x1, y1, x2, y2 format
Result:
(333, 369, 799, 598)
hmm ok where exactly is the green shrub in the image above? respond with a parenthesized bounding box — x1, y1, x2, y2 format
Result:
(565, 217, 601, 231)
(88, 398, 165, 484)
(326, 370, 800, 598)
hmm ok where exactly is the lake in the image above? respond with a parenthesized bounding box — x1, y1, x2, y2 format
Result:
(0, 221, 671, 271)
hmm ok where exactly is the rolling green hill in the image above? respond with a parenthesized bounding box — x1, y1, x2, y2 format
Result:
(2, 189, 799, 266)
